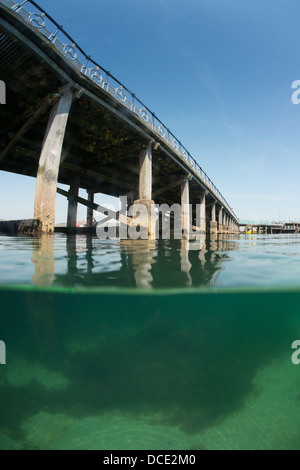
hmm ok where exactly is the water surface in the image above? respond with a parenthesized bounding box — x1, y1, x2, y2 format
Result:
(0, 233, 300, 450)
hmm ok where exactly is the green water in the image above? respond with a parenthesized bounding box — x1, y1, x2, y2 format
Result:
(0, 233, 300, 450)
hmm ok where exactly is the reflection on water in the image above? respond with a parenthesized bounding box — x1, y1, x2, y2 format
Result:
(27, 233, 237, 290)
(1, 234, 300, 449)
(1, 232, 300, 289)
(31, 236, 55, 287)
(120, 240, 156, 289)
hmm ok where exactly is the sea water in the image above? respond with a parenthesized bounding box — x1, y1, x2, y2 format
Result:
(0, 233, 300, 450)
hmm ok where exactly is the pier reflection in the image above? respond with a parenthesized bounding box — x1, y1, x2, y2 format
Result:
(120, 240, 156, 289)
(30, 234, 240, 289)
(31, 235, 55, 287)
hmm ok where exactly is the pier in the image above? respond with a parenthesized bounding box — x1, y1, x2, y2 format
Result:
(0, 0, 239, 237)
(239, 223, 300, 234)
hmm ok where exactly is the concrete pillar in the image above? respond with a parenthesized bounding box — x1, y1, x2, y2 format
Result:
(224, 213, 229, 232)
(218, 206, 223, 234)
(139, 145, 152, 200)
(87, 192, 94, 227)
(181, 177, 190, 238)
(34, 87, 73, 233)
(199, 192, 206, 233)
(211, 203, 216, 222)
(209, 202, 218, 234)
(67, 174, 80, 228)
(133, 144, 155, 239)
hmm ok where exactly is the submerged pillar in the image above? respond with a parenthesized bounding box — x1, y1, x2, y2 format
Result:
(133, 145, 155, 239)
(34, 86, 73, 233)
(67, 174, 80, 228)
(209, 202, 218, 234)
(181, 177, 190, 239)
(87, 192, 94, 227)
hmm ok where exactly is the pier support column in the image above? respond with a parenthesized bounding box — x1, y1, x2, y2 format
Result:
(133, 145, 156, 239)
(199, 192, 207, 233)
(218, 206, 223, 234)
(34, 86, 73, 233)
(181, 177, 190, 239)
(87, 192, 94, 227)
(223, 213, 228, 233)
(209, 202, 218, 234)
(67, 174, 80, 228)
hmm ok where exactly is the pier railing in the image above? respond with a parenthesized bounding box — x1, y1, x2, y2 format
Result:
(1, 0, 238, 221)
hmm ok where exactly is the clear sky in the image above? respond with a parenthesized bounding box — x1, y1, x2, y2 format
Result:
(1, 0, 300, 223)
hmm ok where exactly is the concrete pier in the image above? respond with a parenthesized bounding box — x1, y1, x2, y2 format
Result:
(181, 177, 190, 238)
(199, 192, 206, 233)
(67, 174, 80, 228)
(0, 2, 239, 237)
(138, 146, 152, 200)
(133, 145, 156, 239)
(87, 193, 94, 227)
(34, 87, 73, 233)
(218, 206, 223, 233)
(223, 213, 229, 233)
(209, 202, 218, 234)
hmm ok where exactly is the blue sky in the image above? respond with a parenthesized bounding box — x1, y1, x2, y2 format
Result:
(1, 0, 300, 223)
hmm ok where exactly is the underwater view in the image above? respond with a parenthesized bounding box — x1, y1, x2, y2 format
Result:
(0, 233, 300, 450)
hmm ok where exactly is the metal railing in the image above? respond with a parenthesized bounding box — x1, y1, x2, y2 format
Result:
(0, 0, 239, 221)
